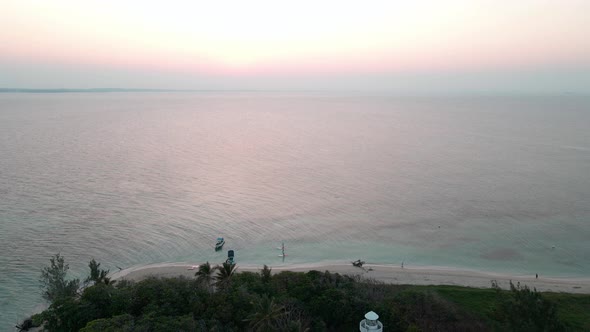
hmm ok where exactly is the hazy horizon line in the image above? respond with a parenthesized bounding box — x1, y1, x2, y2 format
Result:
(1, 88, 588, 98)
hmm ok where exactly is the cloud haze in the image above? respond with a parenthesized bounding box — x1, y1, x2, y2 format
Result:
(1, 0, 589, 93)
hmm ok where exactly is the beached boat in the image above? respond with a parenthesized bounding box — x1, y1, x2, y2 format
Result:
(215, 237, 225, 251)
(352, 259, 365, 267)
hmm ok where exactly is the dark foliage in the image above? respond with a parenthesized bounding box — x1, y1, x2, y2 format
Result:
(492, 280, 567, 332)
(86, 259, 114, 286)
(33, 257, 582, 332)
(39, 253, 80, 302)
(15, 318, 36, 332)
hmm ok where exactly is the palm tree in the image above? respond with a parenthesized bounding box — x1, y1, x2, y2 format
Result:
(245, 295, 286, 331)
(85, 259, 114, 286)
(260, 264, 272, 284)
(214, 262, 238, 289)
(195, 261, 214, 292)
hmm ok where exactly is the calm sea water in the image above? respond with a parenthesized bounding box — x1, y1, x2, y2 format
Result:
(1, 92, 589, 327)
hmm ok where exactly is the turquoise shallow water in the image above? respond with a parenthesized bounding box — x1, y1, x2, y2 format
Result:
(0, 93, 589, 328)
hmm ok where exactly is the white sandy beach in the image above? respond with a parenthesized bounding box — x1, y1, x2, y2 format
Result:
(112, 262, 590, 294)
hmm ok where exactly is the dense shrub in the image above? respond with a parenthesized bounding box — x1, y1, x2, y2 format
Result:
(492, 281, 566, 332)
(31, 257, 584, 331)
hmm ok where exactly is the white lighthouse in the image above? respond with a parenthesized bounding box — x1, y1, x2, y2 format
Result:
(359, 311, 383, 332)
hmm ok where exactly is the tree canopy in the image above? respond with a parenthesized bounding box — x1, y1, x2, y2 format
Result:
(39, 253, 80, 303)
(28, 255, 589, 331)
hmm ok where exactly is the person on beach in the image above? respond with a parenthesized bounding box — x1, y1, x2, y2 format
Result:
(401, 261, 404, 269)
(536, 273, 538, 279)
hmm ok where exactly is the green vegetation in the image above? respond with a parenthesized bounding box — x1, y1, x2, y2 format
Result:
(194, 261, 215, 293)
(214, 262, 238, 289)
(26, 255, 590, 331)
(85, 259, 114, 286)
(39, 253, 80, 303)
(491, 280, 565, 331)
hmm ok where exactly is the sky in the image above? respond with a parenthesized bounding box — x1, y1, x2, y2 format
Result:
(1, 0, 589, 93)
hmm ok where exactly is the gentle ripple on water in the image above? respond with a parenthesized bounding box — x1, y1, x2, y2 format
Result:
(0, 93, 589, 328)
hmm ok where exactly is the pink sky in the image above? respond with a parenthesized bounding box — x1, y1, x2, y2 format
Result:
(1, 0, 589, 92)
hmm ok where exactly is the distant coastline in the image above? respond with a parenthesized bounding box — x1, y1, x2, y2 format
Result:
(0, 88, 200, 93)
(1, 88, 587, 96)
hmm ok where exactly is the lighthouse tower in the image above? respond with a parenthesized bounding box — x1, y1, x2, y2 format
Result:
(359, 311, 383, 332)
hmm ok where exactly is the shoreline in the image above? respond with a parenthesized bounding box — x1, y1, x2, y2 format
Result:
(18, 262, 590, 330)
(111, 261, 590, 294)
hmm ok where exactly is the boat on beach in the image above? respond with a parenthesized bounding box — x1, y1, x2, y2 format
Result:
(352, 259, 365, 267)
(215, 237, 225, 251)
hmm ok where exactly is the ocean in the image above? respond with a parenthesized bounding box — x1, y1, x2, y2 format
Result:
(1, 92, 589, 328)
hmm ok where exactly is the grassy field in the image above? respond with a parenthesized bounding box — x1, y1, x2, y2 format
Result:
(424, 285, 590, 331)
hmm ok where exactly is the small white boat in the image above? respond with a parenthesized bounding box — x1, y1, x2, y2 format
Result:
(215, 237, 225, 251)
